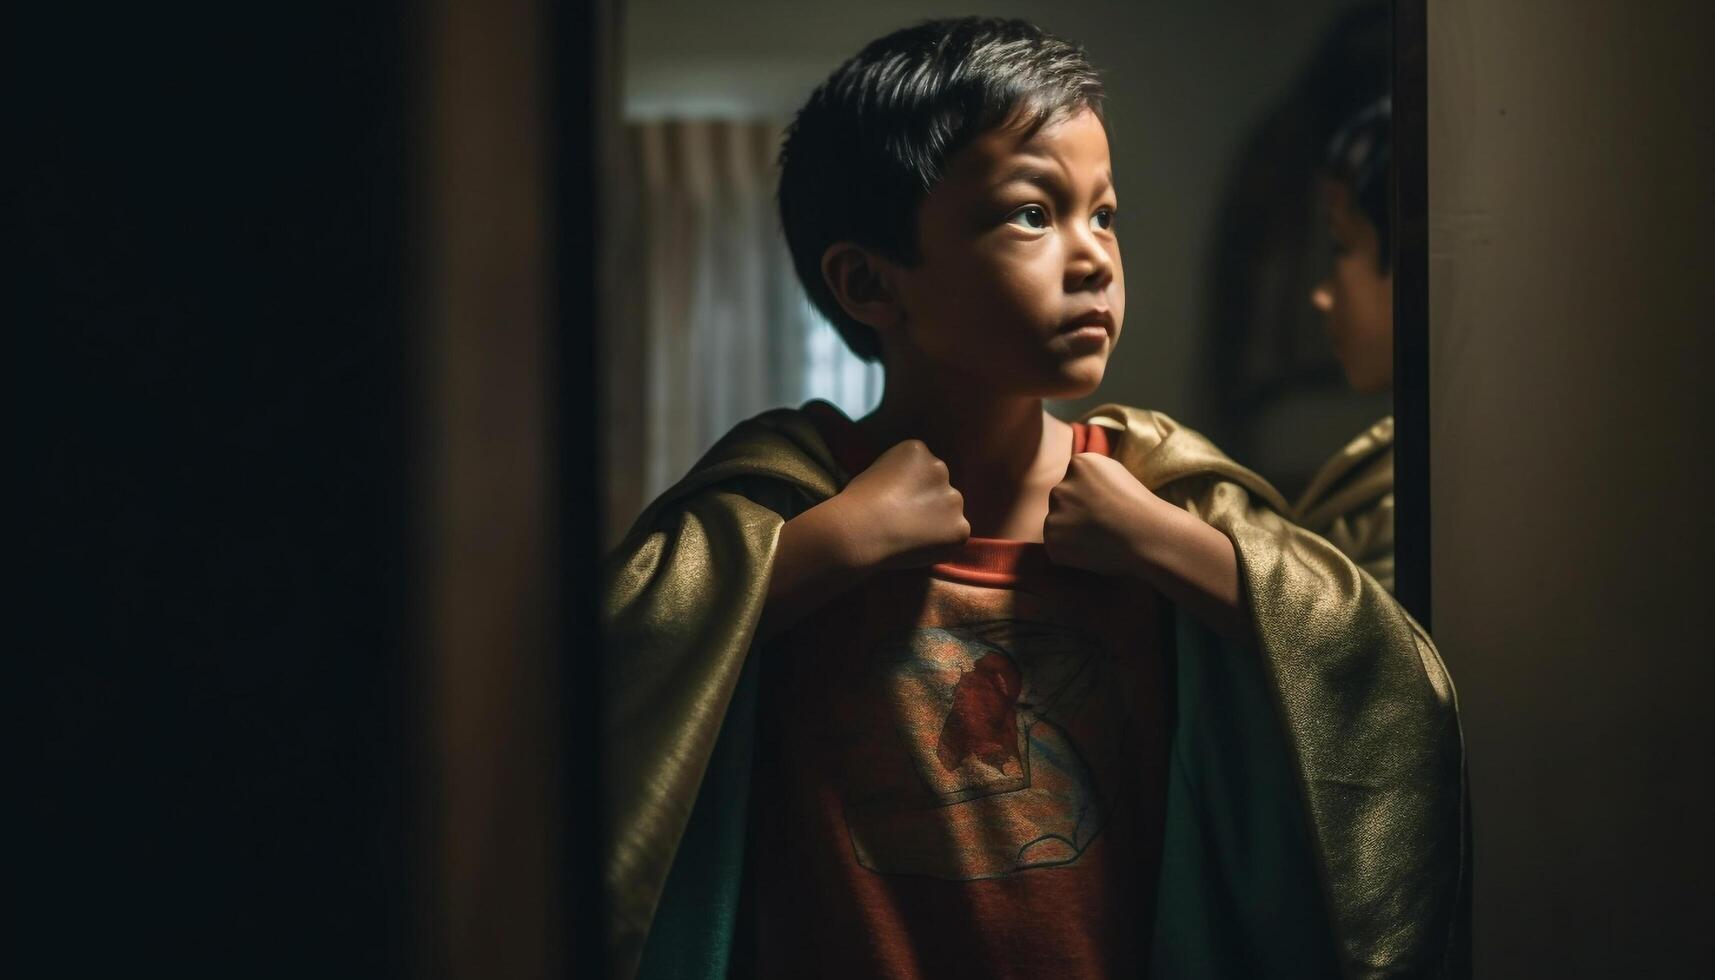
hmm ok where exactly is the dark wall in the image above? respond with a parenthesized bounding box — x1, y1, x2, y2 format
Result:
(16, 4, 417, 974)
(1428, 0, 1715, 973)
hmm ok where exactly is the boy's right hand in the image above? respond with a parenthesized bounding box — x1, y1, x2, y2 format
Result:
(831, 440, 970, 572)
(756, 439, 967, 643)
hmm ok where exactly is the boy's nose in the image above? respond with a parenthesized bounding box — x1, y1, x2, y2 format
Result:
(1311, 284, 1335, 313)
(1073, 261, 1112, 291)
(1065, 240, 1114, 291)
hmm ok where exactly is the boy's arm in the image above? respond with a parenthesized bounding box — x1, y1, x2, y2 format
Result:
(1121, 499, 1251, 642)
(755, 497, 869, 643)
(1044, 452, 1252, 642)
(756, 438, 970, 644)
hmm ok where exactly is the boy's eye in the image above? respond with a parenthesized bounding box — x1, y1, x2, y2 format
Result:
(1007, 205, 1049, 230)
(1091, 208, 1115, 232)
(1327, 226, 1350, 257)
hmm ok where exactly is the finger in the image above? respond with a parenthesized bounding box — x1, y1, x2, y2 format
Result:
(1065, 451, 1107, 481)
(1089, 452, 1143, 485)
(1041, 526, 1070, 566)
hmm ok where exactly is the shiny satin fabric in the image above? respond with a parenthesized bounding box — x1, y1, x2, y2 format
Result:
(601, 408, 838, 980)
(602, 403, 1467, 979)
(1091, 405, 1465, 977)
(1293, 416, 1397, 595)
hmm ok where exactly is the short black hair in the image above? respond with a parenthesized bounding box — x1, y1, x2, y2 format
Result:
(1325, 95, 1392, 272)
(778, 18, 1105, 362)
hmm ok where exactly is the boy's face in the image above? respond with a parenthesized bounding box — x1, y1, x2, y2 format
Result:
(885, 107, 1123, 399)
(1311, 179, 1394, 394)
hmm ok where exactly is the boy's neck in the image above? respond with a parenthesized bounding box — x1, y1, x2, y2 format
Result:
(856, 372, 1076, 523)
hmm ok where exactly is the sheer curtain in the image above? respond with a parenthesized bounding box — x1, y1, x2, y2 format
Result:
(602, 118, 881, 545)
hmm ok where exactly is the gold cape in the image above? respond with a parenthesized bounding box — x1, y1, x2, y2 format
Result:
(602, 403, 1468, 979)
(1294, 417, 1397, 595)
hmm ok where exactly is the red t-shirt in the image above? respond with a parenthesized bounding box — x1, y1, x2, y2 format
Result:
(737, 402, 1174, 978)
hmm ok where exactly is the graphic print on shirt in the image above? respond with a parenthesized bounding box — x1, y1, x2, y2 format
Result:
(840, 619, 1128, 881)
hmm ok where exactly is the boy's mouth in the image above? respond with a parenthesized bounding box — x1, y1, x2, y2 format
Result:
(1060, 309, 1115, 336)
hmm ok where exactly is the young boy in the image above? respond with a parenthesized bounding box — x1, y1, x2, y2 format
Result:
(1302, 96, 1398, 593)
(604, 18, 1466, 979)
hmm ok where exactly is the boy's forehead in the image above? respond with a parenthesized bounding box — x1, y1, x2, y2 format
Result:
(944, 108, 1112, 190)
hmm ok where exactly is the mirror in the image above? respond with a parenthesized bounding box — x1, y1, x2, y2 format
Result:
(605, 0, 1402, 593)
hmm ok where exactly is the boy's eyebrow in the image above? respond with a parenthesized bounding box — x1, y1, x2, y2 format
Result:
(990, 164, 1114, 195)
(994, 164, 1056, 187)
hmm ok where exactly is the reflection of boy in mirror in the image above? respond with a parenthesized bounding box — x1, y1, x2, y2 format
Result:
(602, 21, 1464, 980)
(1297, 97, 1399, 592)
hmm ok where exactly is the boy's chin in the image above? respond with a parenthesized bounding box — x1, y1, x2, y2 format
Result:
(1042, 359, 1107, 399)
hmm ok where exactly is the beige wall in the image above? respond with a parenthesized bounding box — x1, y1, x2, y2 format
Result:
(1428, 1, 1714, 971)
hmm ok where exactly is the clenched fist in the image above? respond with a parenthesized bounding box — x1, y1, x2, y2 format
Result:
(1042, 452, 1165, 576)
(832, 439, 971, 571)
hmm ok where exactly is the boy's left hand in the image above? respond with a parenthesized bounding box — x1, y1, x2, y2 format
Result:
(1042, 452, 1165, 577)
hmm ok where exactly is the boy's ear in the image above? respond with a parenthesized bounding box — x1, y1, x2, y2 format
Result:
(821, 242, 904, 335)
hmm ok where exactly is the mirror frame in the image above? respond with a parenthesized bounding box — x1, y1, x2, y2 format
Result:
(1393, 0, 1431, 630)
